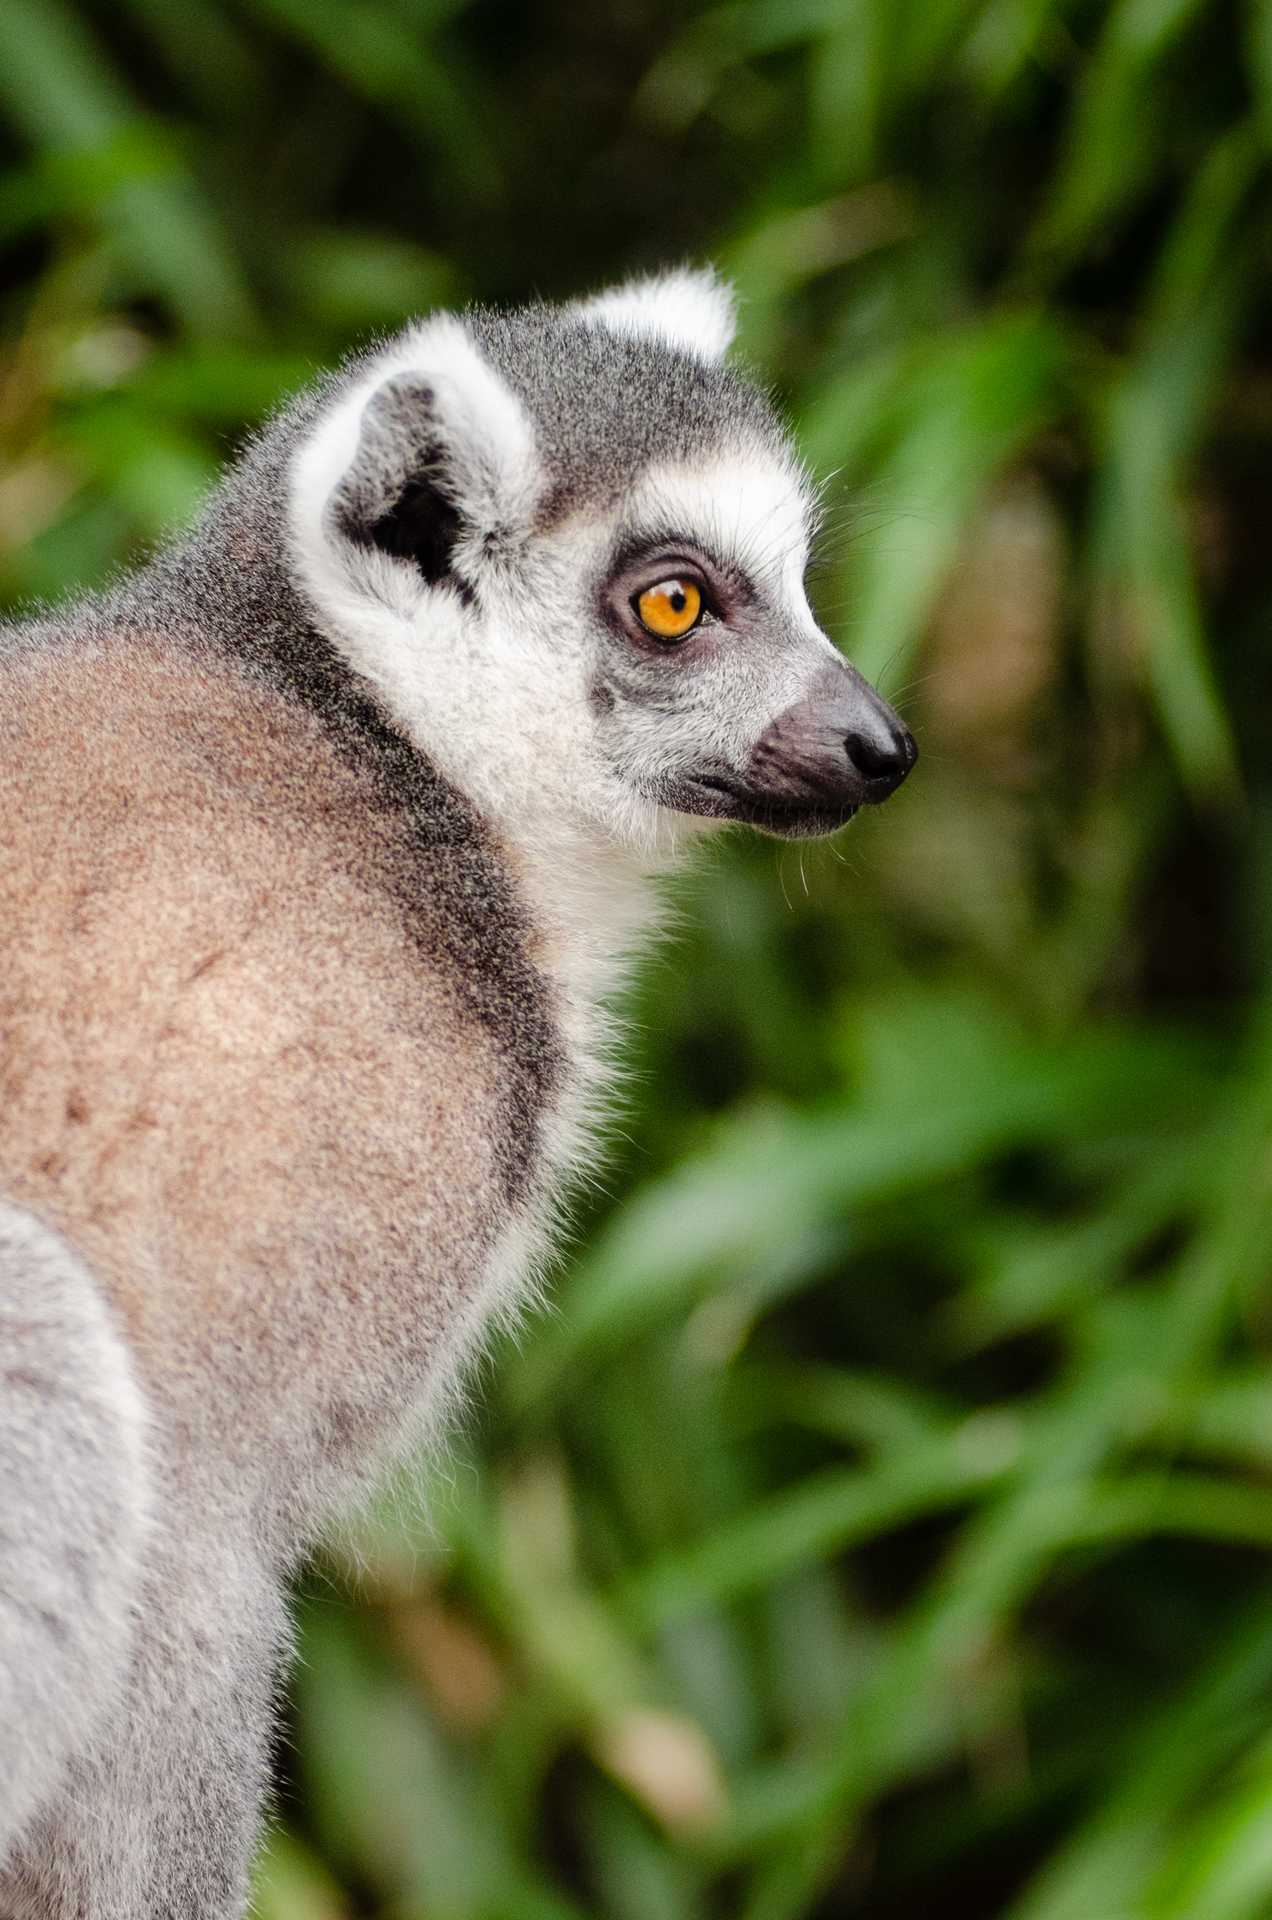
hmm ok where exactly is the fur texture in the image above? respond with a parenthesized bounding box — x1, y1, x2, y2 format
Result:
(0, 269, 913, 1915)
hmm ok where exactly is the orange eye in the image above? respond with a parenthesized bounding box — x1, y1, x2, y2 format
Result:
(635, 578, 703, 640)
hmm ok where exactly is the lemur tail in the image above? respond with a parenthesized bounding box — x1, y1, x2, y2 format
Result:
(0, 1203, 151, 1858)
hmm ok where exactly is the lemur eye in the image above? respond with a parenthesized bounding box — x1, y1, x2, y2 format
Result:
(634, 578, 703, 641)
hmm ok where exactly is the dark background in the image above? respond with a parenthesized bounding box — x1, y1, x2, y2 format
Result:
(5, 2, 1272, 1914)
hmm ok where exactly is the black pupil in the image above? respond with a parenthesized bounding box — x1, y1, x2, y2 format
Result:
(668, 586, 686, 612)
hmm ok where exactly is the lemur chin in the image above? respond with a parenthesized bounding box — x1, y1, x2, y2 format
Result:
(0, 267, 914, 1917)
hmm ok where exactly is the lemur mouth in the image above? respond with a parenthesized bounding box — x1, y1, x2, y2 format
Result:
(667, 772, 859, 841)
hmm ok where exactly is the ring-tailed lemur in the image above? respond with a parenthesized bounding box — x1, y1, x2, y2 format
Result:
(0, 268, 914, 1916)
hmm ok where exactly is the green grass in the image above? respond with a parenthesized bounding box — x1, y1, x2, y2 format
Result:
(5, 1, 1272, 1912)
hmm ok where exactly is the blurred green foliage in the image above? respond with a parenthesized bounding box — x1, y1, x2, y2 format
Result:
(6, 0, 1272, 1914)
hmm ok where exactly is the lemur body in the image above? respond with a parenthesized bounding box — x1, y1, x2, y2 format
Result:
(0, 273, 914, 1916)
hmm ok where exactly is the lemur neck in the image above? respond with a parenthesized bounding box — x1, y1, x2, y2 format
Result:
(499, 816, 666, 1027)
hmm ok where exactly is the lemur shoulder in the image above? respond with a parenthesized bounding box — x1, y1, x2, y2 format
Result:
(0, 269, 914, 1917)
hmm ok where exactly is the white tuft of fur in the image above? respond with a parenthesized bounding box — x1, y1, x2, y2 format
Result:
(578, 266, 738, 363)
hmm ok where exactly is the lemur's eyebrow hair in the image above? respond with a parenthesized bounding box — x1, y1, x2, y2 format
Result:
(606, 525, 758, 598)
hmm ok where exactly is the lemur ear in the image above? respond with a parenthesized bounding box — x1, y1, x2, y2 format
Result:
(296, 317, 537, 596)
(329, 373, 461, 585)
(577, 266, 738, 363)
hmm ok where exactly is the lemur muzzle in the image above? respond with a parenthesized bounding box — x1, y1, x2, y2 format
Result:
(749, 659, 917, 812)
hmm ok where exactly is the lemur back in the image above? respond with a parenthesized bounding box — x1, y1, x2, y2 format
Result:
(0, 270, 914, 1916)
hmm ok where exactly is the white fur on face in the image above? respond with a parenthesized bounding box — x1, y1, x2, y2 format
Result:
(575, 266, 738, 364)
(584, 453, 843, 843)
(625, 449, 820, 621)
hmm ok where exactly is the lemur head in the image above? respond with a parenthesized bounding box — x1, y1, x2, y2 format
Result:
(290, 268, 915, 857)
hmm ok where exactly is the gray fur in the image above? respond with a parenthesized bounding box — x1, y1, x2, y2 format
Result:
(462, 304, 785, 518)
(0, 272, 912, 1916)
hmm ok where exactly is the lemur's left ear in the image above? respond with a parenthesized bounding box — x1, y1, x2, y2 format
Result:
(576, 266, 737, 363)
(293, 317, 537, 601)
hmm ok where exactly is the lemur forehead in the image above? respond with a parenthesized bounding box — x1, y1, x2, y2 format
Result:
(623, 454, 814, 597)
(461, 302, 800, 526)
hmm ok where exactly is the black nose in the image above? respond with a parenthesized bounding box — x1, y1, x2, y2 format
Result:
(844, 717, 917, 801)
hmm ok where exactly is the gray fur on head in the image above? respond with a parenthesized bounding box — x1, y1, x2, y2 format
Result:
(0, 268, 913, 1917)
